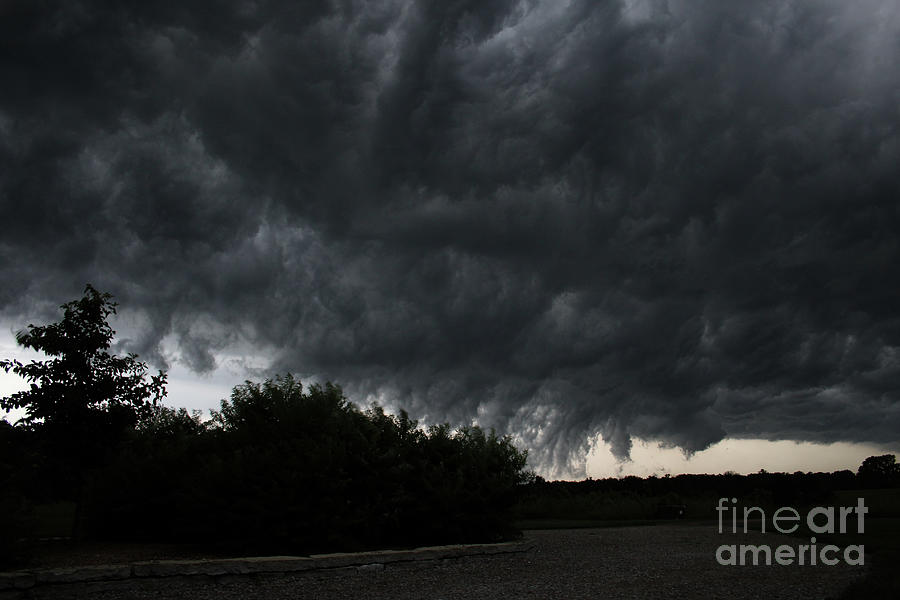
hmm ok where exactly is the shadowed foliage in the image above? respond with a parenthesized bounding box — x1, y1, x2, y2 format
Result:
(84, 374, 530, 553)
(857, 454, 900, 488)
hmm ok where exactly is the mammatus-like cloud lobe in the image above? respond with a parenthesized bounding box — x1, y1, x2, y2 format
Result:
(2, 0, 899, 475)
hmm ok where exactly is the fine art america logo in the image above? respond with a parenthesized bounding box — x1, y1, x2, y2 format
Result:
(715, 497, 866, 566)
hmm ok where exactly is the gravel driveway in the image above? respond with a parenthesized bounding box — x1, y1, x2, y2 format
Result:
(15, 525, 866, 599)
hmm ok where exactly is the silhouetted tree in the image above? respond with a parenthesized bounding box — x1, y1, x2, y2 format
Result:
(858, 454, 900, 487)
(0, 284, 167, 478)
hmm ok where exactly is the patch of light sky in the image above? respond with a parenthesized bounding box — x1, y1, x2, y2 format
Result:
(586, 436, 899, 479)
(0, 326, 239, 422)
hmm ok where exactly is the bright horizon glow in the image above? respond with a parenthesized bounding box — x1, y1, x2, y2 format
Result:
(586, 436, 900, 479)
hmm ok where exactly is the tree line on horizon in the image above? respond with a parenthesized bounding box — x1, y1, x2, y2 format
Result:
(0, 285, 531, 566)
(516, 454, 900, 523)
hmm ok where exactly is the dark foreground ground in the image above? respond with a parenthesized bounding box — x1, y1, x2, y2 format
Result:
(7, 525, 867, 600)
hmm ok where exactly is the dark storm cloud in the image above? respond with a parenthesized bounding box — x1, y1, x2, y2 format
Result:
(2, 0, 899, 475)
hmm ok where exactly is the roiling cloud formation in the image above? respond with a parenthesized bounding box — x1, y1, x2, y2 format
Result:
(2, 0, 899, 476)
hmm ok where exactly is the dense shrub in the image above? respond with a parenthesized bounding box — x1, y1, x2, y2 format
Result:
(83, 375, 530, 553)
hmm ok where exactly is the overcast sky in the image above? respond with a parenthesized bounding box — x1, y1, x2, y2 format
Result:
(2, 0, 899, 477)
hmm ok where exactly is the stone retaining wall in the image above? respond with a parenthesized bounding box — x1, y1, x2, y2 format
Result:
(0, 540, 533, 595)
